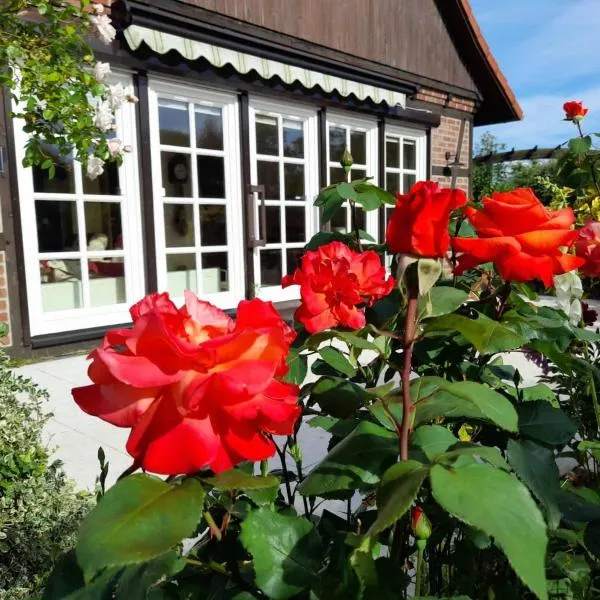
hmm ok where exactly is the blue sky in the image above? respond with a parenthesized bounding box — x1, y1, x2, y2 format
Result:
(470, 0, 600, 152)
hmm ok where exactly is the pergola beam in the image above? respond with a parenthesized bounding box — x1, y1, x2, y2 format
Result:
(473, 145, 566, 165)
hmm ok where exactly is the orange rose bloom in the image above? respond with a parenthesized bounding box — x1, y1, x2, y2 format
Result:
(564, 101, 589, 121)
(453, 188, 584, 286)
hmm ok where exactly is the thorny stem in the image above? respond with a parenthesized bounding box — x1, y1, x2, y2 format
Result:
(290, 433, 310, 515)
(415, 544, 426, 597)
(273, 439, 293, 505)
(400, 282, 419, 461)
(576, 121, 600, 197)
(495, 282, 512, 320)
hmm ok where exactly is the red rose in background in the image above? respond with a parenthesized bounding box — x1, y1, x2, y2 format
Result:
(282, 241, 394, 333)
(575, 220, 600, 277)
(386, 181, 467, 258)
(72, 292, 300, 475)
(564, 101, 589, 121)
(453, 188, 584, 286)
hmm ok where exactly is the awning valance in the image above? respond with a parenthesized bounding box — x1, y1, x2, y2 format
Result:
(123, 25, 406, 108)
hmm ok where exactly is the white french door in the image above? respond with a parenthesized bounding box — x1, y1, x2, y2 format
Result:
(14, 72, 145, 336)
(248, 99, 319, 302)
(148, 80, 245, 309)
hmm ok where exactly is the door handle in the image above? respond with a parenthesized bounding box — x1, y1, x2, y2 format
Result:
(247, 184, 266, 248)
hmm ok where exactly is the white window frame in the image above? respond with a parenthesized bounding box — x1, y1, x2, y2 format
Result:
(326, 111, 379, 240)
(147, 79, 245, 309)
(13, 71, 145, 337)
(249, 97, 319, 302)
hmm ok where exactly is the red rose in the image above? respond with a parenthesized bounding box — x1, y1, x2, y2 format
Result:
(73, 292, 300, 475)
(453, 188, 584, 286)
(575, 220, 600, 277)
(411, 507, 432, 540)
(386, 181, 467, 258)
(282, 241, 394, 334)
(564, 101, 589, 121)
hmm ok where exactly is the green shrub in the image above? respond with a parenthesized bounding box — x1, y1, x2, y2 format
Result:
(0, 348, 92, 599)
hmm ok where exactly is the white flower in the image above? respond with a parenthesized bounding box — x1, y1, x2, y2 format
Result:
(87, 156, 105, 180)
(90, 13, 116, 45)
(554, 271, 584, 326)
(93, 61, 111, 83)
(107, 83, 128, 110)
(94, 100, 114, 131)
(127, 94, 139, 104)
(107, 138, 124, 157)
(92, 3, 105, 14)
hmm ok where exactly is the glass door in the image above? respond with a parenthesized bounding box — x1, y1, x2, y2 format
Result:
(149, 81, 245, 309)
(248, 100, 318, 302)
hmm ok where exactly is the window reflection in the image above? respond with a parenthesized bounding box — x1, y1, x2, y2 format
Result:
(200, 205, 227, 246)
(167, 253, 197, 297)
(350, 131, 366, 164)
(36, 200, 79, 253)
(83, 161, 120, 195)
(257, 161, 279, 200)
(159, 100, 190, 147)
(195, 106, 223, 150)
(40, 260, 83, 311)
(284, 164, 304, 200)
(161, 152, 192, 197)
(283, 120, 304, 158)
(329, 126, 345, 163)
(197, 155, 225, 198)
(202, 253, 229, 292)
(84, 202, 123, 250)
(285, 207, 305, 242)
(260, 249, 282, 287)
(33, 144, 75, 194)
(164, 204, 195, 247)
(256, 115, 279, 156)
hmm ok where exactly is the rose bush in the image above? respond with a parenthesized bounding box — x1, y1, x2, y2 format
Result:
(45, 169, 600, 599)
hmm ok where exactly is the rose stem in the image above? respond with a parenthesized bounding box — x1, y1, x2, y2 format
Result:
(400, 280, 419, 461)
(351, 200, 363, 252)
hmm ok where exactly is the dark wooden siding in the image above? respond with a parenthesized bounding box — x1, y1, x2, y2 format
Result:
(180, 0, 478, 93)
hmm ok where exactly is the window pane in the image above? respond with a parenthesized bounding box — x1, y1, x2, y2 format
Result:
(266, 206, 281, 243)
(330, 207, 347, 233)
(286, 248, 303, 275)
(403, 173, 417, 193)
(260, 249, 282, 287)
(202, 252, 229, 293)
(353, 169, 367, 180)
(350, 130, 366, 164)
(351, 207, 366, 232)
(197, 155, 225, 198)
(285, 207, 305, 242)
(329, 126, 346, 163)
(386, 138, 399, 168)
(85, 202, 122, 251)
(257, 161, 280, 200)
(164, 204, 195, 247)
(167, 253, 197, 297)
(404, 140, 416, 170)
(89, 259, 126, 307)
(386, 172, 400, 193)
(195, 106, 223, 150)
(283, 120, 304, 158)
(329, 167, 346, 184)
(161, 152, 192, 197)
(159, 100, 190, 147)
(36, 200, 78, 252)
(83, 161, 120, 195)
(284, 164, 304, 200)
(200, 205, 227, 246)
(33, 149, 75, 194)
(40, 259, 83, 311)
(256, 115, 279, 156)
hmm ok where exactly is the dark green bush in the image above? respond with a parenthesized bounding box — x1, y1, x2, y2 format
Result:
(0, 347, 92, 599)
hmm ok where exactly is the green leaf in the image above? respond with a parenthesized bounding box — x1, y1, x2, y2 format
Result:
(305, 231, 351, 251)
(335, 331, 381, 351)
(76, 474, 205, 581)
(419, 287, 469, 319)
(367, 460, 428, 535)
(410, 425, 458, 461)
(284, 348, 308, 385)
(521, 384, 559, 407)
(507, 440, 562, 529)
(318, 346, 357, 377)
(314, 184, 338, 207)
(299, 421, 397, 496)
(240, 509, 322, 599)
(352, 183, 384, 210)
(412, 378, 519, 432)
(425, 312, 523, 353)
(431, 463, 548, 600)
(568, 135, 592, 155)
(517, 402, 577, 445)
(310, 376, 371, 418)
(204, 469, 280, 491)
(337, 181, 358, 202)
(436, 443, 510, 471)
(369, 396, 403, 431)
(322, 195, 345, 223)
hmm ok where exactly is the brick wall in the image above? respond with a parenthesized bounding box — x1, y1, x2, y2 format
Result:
(0, 252, 11, 347)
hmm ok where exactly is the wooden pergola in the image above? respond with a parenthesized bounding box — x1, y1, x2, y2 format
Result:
(473, 145, 566, 165)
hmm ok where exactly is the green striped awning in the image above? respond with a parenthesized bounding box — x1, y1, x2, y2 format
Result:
(123, 25, 406, 108)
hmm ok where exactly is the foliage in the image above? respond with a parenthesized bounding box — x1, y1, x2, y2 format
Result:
(0, 342, 91, 599)
(0, 1, 133, 179)
(43, 153, 600, 600)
